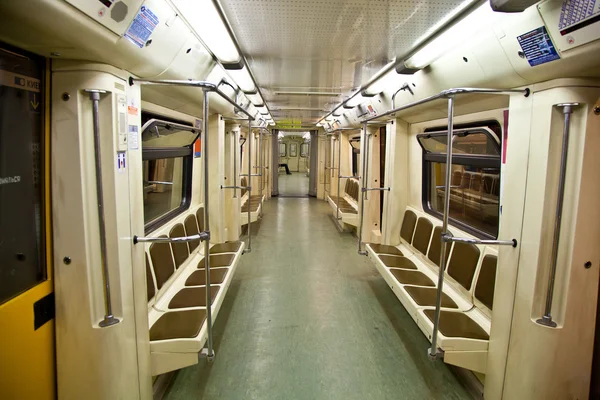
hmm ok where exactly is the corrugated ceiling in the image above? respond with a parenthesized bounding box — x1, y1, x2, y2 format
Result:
(220, 0, 466, 124)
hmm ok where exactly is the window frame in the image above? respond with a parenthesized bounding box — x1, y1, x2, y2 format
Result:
(419, 126, 502, 239)
(141, 118, 198, 234)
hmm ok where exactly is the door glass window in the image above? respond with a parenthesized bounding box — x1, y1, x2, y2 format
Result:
(0, 48, 46, 304)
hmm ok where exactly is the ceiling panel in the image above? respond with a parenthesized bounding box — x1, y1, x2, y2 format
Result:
(219, 0, 467, 124)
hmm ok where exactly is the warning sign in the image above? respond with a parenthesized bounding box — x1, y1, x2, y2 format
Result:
(124, 6, 159, 49)
(517, 26, 560, 67)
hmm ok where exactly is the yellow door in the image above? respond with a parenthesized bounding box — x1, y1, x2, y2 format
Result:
(0, 46, 55, 399)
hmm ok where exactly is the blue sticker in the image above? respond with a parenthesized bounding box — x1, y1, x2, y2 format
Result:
(124, 6, 159, 49)
(517, 26, 560, 67)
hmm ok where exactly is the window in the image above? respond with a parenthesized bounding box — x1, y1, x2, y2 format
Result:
(142, 118, 199, 232)
(419, 126, 501, 238)
(289, 142, 297, 157)
(279, 142, 286, 157)
(300, 143, 309, 158)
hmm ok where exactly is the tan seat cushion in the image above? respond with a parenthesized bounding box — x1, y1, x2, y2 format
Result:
(423, 309, 489, 340)
(168, 286, 220, 308)
(197, 254, 235, 269)
(210, 242, 243, 254)
(389, 269, 434, 286)
(379, 255, 417, 270)
(368, 244, 403, 256)
(150, 310, 206, 341)
(186, 268, 229, 286)
(404, 286, 458, 308)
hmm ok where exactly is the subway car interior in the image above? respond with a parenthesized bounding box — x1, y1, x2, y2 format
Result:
(0, 0, 599, 399)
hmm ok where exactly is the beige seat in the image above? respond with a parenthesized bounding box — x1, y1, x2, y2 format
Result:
(185, 268, 229, 286)
(150, 310, 206, 341)
(403, 286, 458, 308)
(389, 269, 435, 286)
(379, 255, 417, 269)
(366, 209, 417, 255)
(368, 244, 403, 256)
(197, 254, 235, 269)
(423, 309, 489, 340)
(210, 241, 243, 254)
(143, 208, 246, 375)
(168, 286, 220, 309)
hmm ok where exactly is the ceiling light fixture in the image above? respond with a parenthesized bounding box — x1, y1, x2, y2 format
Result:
(315, 0, 481, 126)
(172, 0, 240, 63)
(404, 2, 499, 69)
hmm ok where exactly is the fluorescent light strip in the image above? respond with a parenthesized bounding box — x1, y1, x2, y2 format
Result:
(172, 0, 240, 63)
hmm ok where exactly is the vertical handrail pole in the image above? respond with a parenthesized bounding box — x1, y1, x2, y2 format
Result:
(429, 96, 455, 358)
(202, 89, 214, 359)
(245, 118, 252, 253)
(233, 126, 237, 198)
(86, 89, 120, 328)
(358, 122, 368, 255)
(363, 128, 371, 201)
(336, 134, 342, 221)
(536, 102, 579, 328)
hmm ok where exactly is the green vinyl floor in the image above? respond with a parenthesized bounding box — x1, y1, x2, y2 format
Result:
(163, 198, 471, 400)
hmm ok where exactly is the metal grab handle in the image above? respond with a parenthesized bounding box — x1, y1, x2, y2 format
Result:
(244, 118, 253, 254)
(133, 232, 209, 244)
(339, 175, 360, 179)
(221, 185, 249, 190)
(239, 173, 262, 177)
(358, 122, 369, 255)
(85, 89, 120, 328)
(146, 181, 173, 185)
(536, 102, 579, 328)
(442, 233, 517, 247)
(362, 187, 390, 192)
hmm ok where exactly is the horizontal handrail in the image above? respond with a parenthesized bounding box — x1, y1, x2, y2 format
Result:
(363, 87, 530, 123)
(133, 231, 209, 244)
(146, 180, 173, 185)
(128, 78, 256, 120)
(442, 233, 517, 248)
(339, 175, 360, 179)
(239, 173, 261, 177)
(221, 185, 249, 190)
(362, 187, 390, 192)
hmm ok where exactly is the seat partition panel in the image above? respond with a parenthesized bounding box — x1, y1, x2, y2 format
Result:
(400, 210, 418, 242)
(169, 223, 190, 269)
(428, 226, 452, 267)
(149, 237, 176, 290)
(446, 242, 481, 291)
(184, 214, 201, 252)
(145, 253, 155, 301)
(196, 207, 205, 231)
(474, 254, 498, 310)
(412, 218, 434, 255)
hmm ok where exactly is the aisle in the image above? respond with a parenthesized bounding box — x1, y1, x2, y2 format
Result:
(164, 198, 470, 400)
(278, 173, 309, 197)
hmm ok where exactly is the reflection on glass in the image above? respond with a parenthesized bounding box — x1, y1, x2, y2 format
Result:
(418, 131, 499, 156)
(430, 162, 500, 237)
(0, 51, 45, 304)
(143, 158, 184, 225)
(289, 143, 297, 157)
